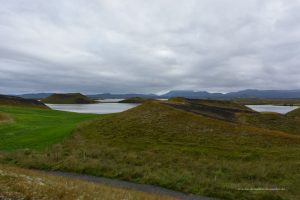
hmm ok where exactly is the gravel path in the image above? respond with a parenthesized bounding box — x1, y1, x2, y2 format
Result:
(34, 170, 219, 200)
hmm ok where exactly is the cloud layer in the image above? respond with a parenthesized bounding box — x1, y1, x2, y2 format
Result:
(0, 0, 300, 94)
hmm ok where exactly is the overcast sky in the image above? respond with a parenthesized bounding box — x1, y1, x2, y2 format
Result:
(0, 0, 300, 94)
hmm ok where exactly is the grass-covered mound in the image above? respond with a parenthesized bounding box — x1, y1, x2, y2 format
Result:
(3, 101, 299, 200)
(0, 95, 49, 109)
(0, 105, 99, 150)
(286, 108, 300, 118)
(41, 93, 96, 104)
(119, 97, 151, 103)
(237, 112, 300, 135)
(0, 164, 175, 200)
(166, 98, 255, 122)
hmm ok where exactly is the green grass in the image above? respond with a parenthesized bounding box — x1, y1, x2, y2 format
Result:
(2, 101, 299, 200)
(0, 105, 100, 151)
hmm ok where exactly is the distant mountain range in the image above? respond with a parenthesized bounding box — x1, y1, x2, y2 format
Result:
(14, 89, 300, 99)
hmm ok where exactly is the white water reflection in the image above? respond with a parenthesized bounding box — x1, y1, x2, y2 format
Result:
(247, 105, 298, 114)
(47, 102, 139, 114)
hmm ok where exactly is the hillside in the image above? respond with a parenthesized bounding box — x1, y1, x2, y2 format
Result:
(3, 101, 299, 200)
(41, 93, 96, 104)
(0, 95, 49, 109)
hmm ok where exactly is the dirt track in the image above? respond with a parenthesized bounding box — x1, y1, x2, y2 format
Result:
(35, 170, 219, 200)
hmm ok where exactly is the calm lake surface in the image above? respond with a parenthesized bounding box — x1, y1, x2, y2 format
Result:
(247, 105, 299, 114)
(46, 102, 139, 114)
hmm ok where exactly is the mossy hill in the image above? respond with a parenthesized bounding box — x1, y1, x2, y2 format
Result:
(41, 93, 96, 104)
(3, 100, 299, 200)
(119, 97, 151, 103)
(0, 95, 49, 109)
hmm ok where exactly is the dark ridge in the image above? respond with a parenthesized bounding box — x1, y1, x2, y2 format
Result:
(119, 97, 152, 103)
(41, 93, 96, 104)
(165, 98, 255, 122)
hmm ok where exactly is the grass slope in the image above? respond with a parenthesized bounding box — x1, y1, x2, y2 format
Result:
(2, 101, 299, 200)
(0, 95, 49, 109)
(0, 164, 175, 200)
(0, 105, 99, 150)
(286, 108, 300, 118)
(42, 93, 96, 104)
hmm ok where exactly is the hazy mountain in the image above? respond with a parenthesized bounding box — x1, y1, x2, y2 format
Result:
(226, 89, 300, 99)
(161, 89, 300, 99)
(13, 89, 300, 100)
(87, 93, 159, 99)
(161, 90, 224, 98)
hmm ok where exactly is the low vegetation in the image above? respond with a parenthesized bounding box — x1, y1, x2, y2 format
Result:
(0, 164, 176, 200)
(1, 101, 299, 200)
(0, 94, 49, 109)
(41, 93, 96, 104)
(0, 105, 99, 150)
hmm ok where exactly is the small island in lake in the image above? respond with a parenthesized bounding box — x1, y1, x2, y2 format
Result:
(41, 93, 96, 104)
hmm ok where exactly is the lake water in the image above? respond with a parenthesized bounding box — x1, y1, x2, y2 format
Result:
(46, 103, 139, 114)
(246, 105, 299, 114)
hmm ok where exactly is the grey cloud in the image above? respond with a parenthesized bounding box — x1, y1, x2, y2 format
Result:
(0, 0, 300, 94)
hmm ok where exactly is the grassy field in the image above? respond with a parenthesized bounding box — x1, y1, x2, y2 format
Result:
(1, 101, 299, 200)
(0, 105, 100, 150)
(0, 164, 176, 200)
